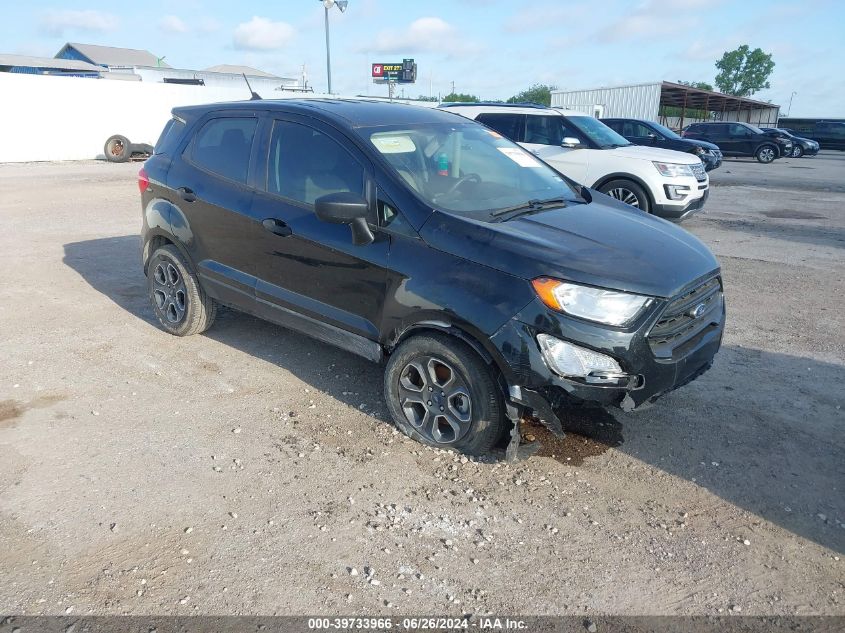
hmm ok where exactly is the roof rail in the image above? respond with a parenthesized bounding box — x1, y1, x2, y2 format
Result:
(438, 101, 551, 109)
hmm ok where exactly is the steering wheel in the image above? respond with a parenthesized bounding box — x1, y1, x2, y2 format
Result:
(434, 173, 482, 201)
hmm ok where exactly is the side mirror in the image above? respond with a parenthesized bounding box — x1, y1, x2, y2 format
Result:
(562, 137, 582, 148)
(314, 192, 374, 246)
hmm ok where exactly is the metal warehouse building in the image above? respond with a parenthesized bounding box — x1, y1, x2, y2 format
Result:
(551, 81, 780, 130)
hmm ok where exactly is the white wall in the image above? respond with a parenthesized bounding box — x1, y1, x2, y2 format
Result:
(551, 83, 662, 120)
(0, 73, 321, 163)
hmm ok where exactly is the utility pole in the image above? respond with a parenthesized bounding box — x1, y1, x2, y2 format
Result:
(451, 80, 455, 95)
(323, 6, 332, 93)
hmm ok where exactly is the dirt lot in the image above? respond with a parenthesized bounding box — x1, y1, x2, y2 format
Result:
(0, 152, 843, 617)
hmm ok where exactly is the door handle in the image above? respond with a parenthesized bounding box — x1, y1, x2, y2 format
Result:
(177, 187, 196, 202)
(262, 218, 292, 237)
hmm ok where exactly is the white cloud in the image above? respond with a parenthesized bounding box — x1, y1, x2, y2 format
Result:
(596, 0, 716, 43)
(159, 15, 188, 34)
(39, 9, 119, 36)
(233, 16, 296, 51)
(364, 17, 476, 56)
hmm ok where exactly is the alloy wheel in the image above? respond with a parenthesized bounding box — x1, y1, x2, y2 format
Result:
(397, 356, 472, 444)
(152, 261, 187, 324)
(759, 147, 775, 163)
(607, 187, 640, 207)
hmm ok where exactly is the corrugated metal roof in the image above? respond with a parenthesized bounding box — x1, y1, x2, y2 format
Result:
(0, 54, 103, 73)
(204, 64, 279, 78)
(59, 43, 169, 68)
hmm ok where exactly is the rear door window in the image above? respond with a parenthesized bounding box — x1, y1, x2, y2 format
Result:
(189, 117, 257, 184)
(267, 120, 364, 206)
(525, 115, 566, 145)
(476, 113, 525, 142)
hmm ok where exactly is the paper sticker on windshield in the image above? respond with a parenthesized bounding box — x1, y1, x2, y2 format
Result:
(497, 147, 542, 167)
(371, 134, 416, 154)
(487, 130, 502, 139)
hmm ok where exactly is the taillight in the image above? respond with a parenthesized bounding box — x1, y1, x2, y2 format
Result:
(138, 167, 150, 194)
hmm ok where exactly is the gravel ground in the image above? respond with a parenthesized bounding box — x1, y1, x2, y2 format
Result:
(0, 153, 843, 617)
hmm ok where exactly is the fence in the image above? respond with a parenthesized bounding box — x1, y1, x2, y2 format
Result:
(0, 73, 309, 163)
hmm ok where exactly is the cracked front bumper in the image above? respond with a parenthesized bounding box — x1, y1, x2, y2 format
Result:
(491, 293, 725, 415)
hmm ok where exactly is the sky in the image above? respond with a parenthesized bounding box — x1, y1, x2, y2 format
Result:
(3, 0, 843, 117)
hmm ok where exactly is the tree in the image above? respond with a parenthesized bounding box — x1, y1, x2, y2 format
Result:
(714, 45, 775, 97)
(678, 80, 714, 91)
(441, 92, 479, 103)
(414, 95, 439, 102)
(507, 83, 557, 106)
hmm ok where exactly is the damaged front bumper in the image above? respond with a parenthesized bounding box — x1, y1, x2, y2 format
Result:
(491, 288, 725, 456)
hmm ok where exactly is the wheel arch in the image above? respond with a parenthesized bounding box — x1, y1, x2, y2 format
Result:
(142, 229, 195, 277)
(386, 320, 516, 391)
(591, 172, 655, 209)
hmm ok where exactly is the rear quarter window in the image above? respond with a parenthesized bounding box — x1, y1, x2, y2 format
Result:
(154, 118, 186, 155)
(187, 117, 257, 184)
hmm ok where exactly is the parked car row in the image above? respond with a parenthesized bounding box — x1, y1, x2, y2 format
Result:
(442, 103, 710, 222)
(601, 118, 723, 171)
(682, 122, 794, 163)
(776, 119, 845, 151)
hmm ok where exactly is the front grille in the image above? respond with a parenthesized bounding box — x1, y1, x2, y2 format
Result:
(690, 162, 706, 182)
(648, 276, 722, 360)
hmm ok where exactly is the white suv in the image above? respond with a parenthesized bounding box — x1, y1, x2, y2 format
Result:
(442, 104, 709, 221)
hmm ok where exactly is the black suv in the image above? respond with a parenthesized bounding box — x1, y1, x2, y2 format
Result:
(602, 118, 722, 171)
(140, 100, 724, 457)
(682, 122, 792, 163)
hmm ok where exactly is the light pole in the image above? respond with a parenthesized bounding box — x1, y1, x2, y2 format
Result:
(320, 0, 348, 94)
(786, 91, 797, 117)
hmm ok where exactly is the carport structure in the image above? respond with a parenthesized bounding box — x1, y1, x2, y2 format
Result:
(551, 81, 780, 131)
(657, 81, 780, 130)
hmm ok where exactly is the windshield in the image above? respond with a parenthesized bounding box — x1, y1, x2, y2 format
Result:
(360, 122, 581, 217)
(567, 116, 632, 148)
(649, 121, 681, 139)
(745, 124, 765, 134)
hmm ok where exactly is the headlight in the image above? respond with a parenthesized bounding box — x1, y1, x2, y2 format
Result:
(653, 161, 694, 178)
(532, 278, 653, 327)
(537, 334, 622, 377)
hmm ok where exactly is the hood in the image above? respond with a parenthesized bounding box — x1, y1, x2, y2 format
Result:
(420, 199, 719, 299)
(607, 144, 703, 164)
(670, 137, 720, 151)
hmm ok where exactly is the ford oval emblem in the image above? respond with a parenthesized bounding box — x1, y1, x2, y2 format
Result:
(689, 302, 707, 319)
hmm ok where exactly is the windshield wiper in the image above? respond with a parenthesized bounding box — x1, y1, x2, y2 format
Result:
(491, 196, 569, 220)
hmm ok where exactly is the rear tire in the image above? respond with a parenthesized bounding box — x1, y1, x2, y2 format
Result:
(598, 179, 651, 212)
(147, 245, 217, 336)
(384, 333, 506, 456)
(104, 135, 131, 163)
(755, 144, 777, 163)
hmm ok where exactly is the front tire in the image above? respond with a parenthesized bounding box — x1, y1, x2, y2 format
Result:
(598, 179, 651, 212)
(384, 333, 506, 456)
(792, 145, 804, 158)
(147, 245, 217, 336)
(756, 145, 777, 163)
